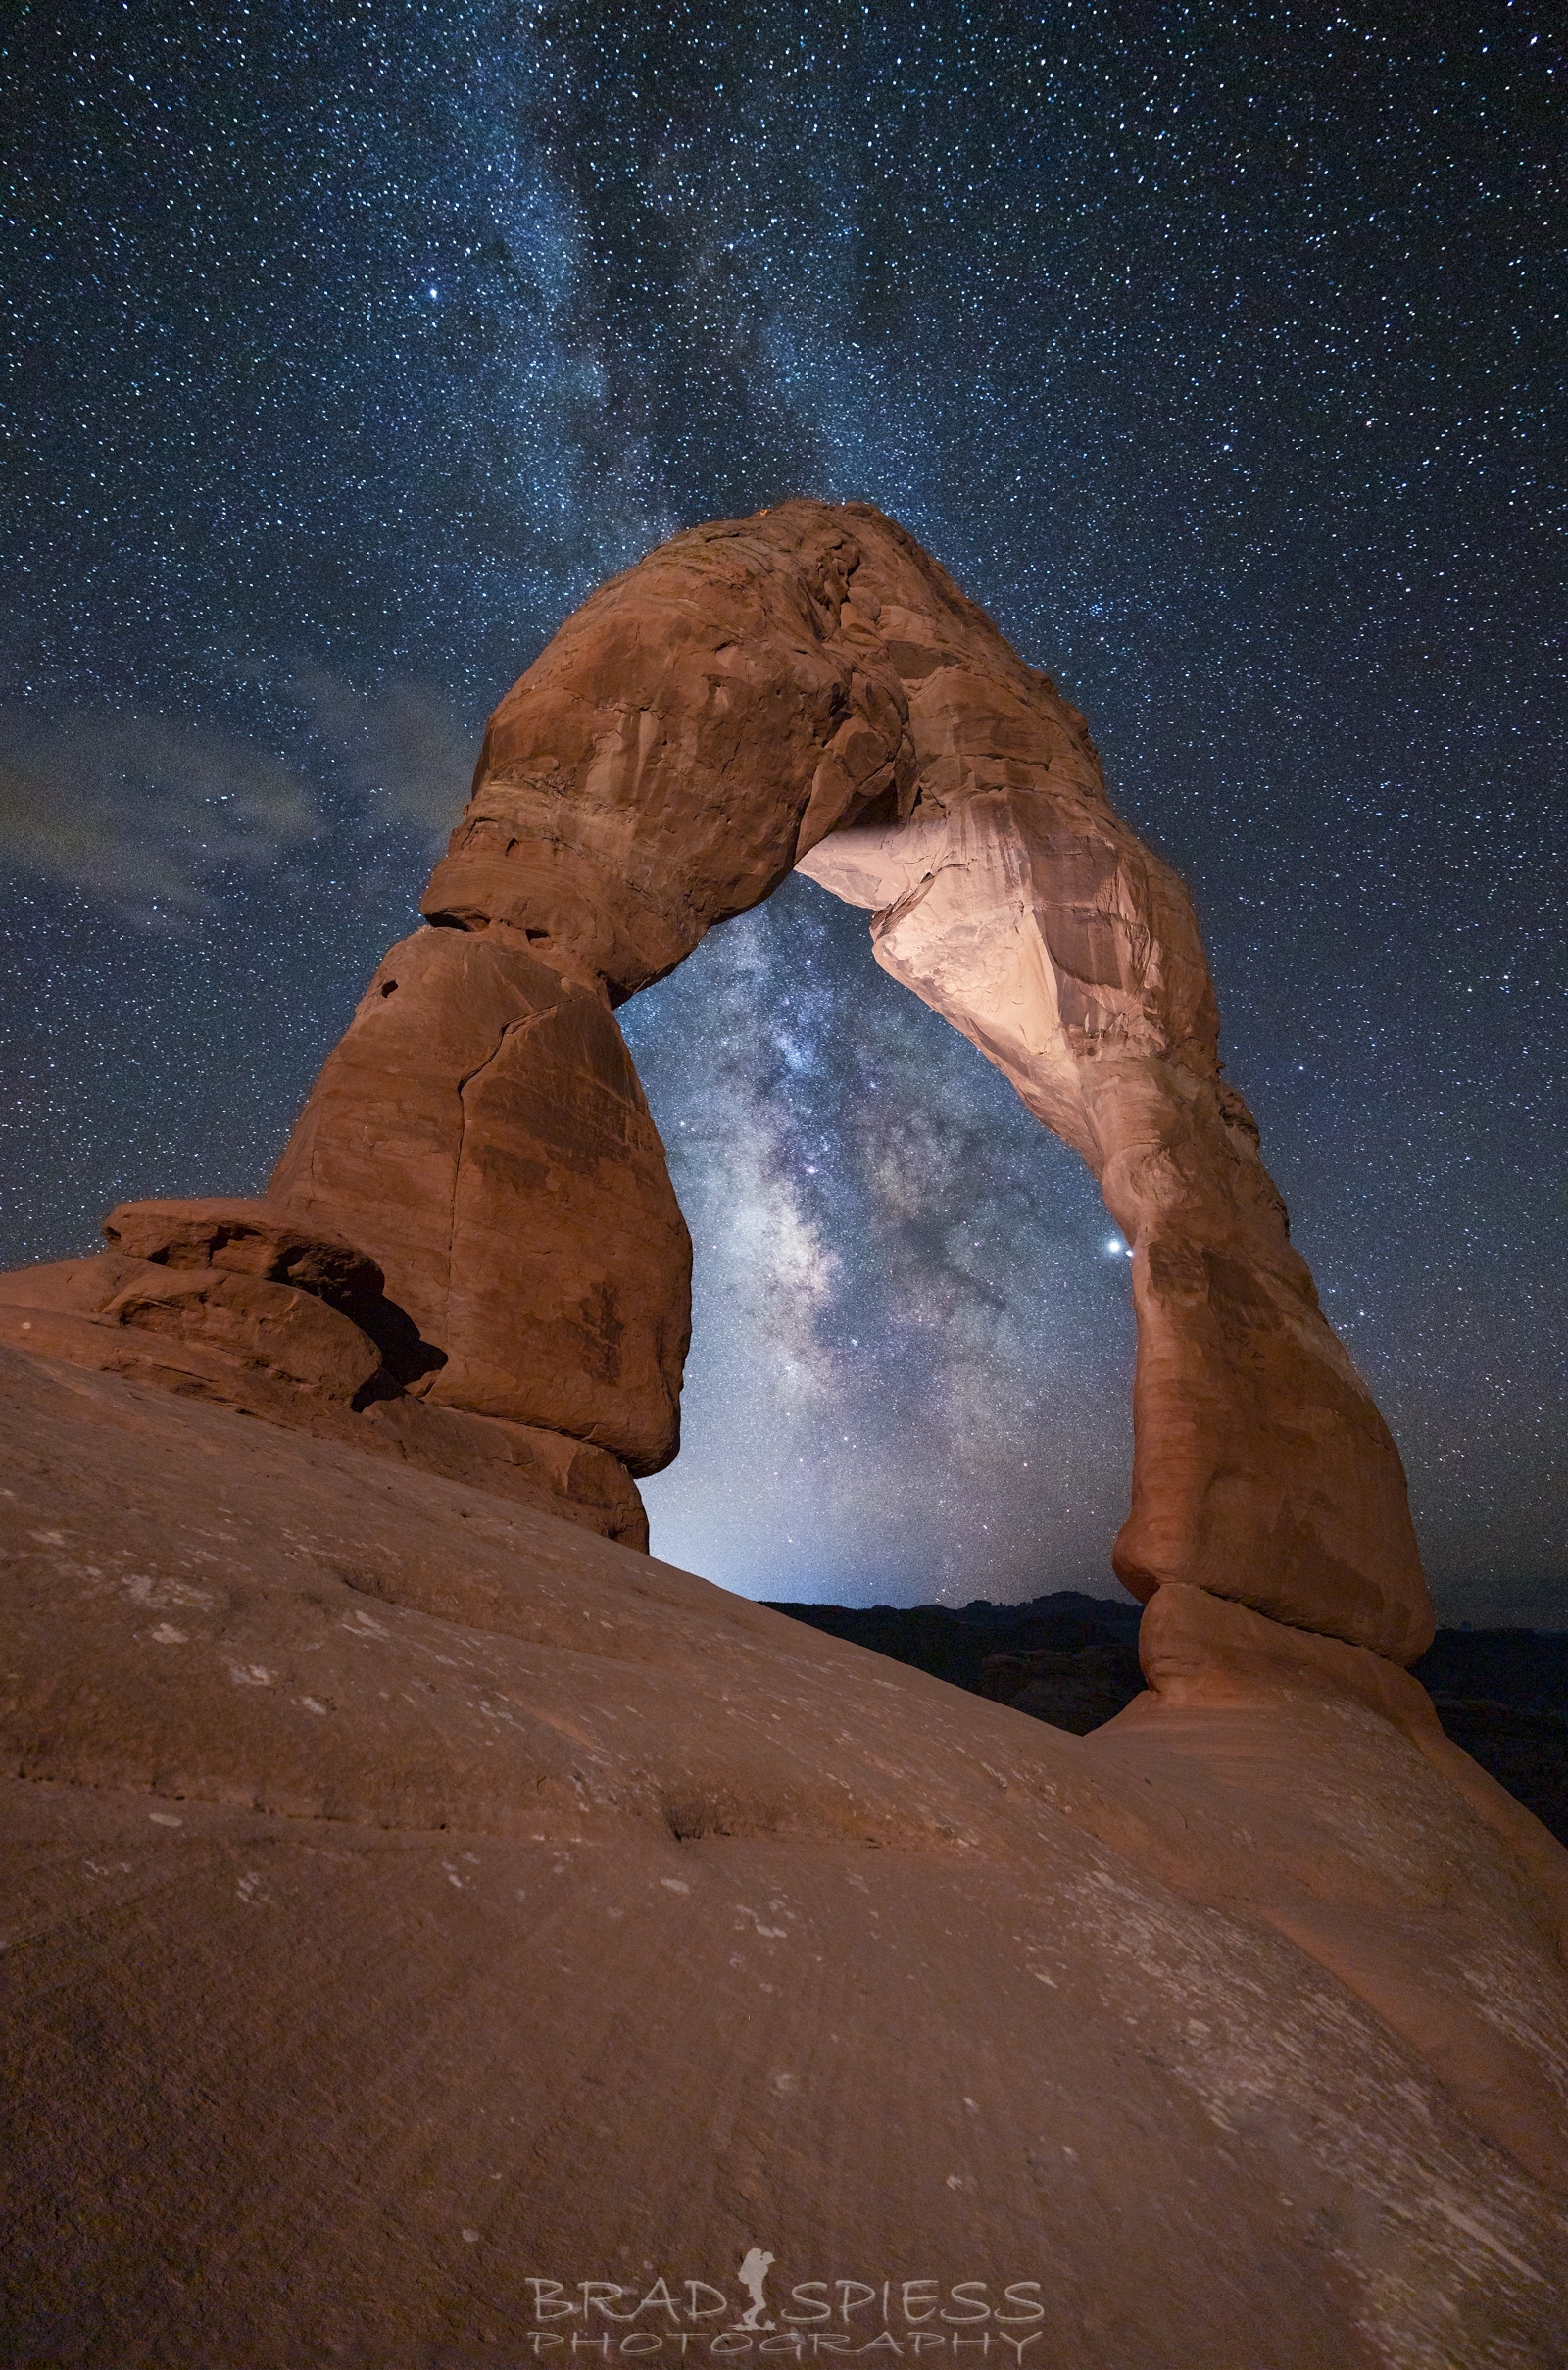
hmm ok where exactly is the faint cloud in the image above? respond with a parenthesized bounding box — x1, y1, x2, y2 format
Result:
(294, 668, 476, 842)
(0, 708, 317, 924)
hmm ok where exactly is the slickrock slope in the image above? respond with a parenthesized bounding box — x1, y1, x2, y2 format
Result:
(772, 1594, 1568, 1843)
(3, 1345, 1567, 2368)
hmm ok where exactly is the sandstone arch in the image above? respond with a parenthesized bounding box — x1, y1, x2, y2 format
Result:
(270, 499, 1431, 1663)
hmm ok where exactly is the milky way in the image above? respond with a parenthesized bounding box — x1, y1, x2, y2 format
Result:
(3, 1, 1562, 1615)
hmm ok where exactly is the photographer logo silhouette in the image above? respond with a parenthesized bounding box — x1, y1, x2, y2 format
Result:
(737, 2250, 775, 2332)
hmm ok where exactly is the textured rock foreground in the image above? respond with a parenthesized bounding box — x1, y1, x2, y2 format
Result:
(2, 1347, 1567, 2367)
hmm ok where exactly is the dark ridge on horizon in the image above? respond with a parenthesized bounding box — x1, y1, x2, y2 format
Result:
(765, 1591, 1568, 1847)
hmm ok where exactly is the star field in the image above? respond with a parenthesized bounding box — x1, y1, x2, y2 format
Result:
(2, 0, 1562, 1614)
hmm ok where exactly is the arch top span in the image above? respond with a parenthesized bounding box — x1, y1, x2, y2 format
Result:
(271, 500, 1432, 1662)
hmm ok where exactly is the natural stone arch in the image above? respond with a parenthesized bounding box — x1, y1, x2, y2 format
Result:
(271, 500, 1431, 1662)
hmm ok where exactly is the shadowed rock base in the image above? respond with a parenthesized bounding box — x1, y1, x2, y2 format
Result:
(1, 1348, 1566, 2366)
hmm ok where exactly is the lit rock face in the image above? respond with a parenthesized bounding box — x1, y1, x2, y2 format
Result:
(419, 511, 919, 997)
(796, 513, 1430, 1660)
(281, 498, 1427, 1658)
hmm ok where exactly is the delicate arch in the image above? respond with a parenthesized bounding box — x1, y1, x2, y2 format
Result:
(271, 501, 1431, 1661)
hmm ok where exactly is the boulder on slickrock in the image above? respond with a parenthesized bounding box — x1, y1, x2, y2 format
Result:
(0, 1219, 649, 1550)
(103, 1195, 386, 1304)
(270, 927, 690, 1473)
(0, 1244, 388, 1408)
(105, 1194, 444, 1384)
(103, 1264, 387, 1402)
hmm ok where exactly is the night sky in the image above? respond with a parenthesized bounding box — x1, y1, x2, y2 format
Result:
(3, 1, 1562, 1620)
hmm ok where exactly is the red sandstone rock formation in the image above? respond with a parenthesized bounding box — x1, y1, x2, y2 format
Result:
(272, 498, 1426, 1658)
(102, 1194, 386, 1304)
(270, 927, 690, 1473)
(3, 503, 1419, 1653)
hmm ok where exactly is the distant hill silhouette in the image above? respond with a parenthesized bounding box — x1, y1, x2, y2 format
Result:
(766, 1592, 1568, 1845)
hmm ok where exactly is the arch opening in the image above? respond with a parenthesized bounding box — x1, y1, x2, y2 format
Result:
(617, 867, 1137, 1604)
